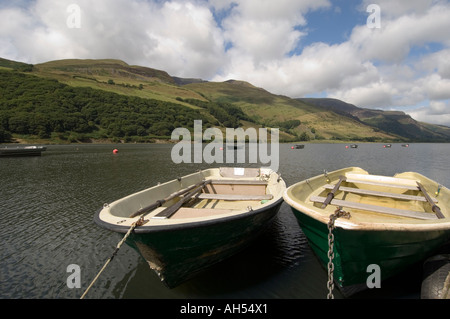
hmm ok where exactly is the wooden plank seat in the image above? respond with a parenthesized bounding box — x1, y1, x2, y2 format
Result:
(170, 207, 234, 219)
(197, 193, 273, 201)
(344, 173, 419, 190)
(210, 179, 268, 185)
(310, 195, 438, 220)
(322, 184, 438, 203)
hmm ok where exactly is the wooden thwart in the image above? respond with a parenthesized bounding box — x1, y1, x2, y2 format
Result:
(198, 193, 273, 201)
(210, 179, 268, 185)
(322, 184, 438, 203)
(310, 196, 438, 220)
(345, 173, 419, 190)
(129, 179, 210, 218)
(152, 180, 212, 219)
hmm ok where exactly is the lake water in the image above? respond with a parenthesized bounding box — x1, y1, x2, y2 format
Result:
(1, 143, 449, 300)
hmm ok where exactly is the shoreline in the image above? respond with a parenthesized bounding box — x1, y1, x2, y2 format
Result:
(1, 138, 434, 146)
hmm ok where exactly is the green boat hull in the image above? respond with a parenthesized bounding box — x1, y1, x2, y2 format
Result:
(291, 207, 450, 296)
(127, 199, 283, 288)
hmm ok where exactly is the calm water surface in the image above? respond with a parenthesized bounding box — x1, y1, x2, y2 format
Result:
(1, 143, 449, 299)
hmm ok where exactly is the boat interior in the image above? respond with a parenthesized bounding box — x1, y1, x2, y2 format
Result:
(286, 167, 450, 226)
(170, 178, 273, 219)
(101, 167, 285, 225)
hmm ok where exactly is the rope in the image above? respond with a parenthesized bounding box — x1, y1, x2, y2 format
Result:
(80, 217, 144, 299)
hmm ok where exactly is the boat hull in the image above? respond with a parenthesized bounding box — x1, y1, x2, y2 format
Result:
(291, 207, 450, 296)
(94, 167, 286, 288)
(126, 198, 283, 288)
(283, 166, 450, 297)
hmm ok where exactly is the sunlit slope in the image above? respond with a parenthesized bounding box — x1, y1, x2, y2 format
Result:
(3, 57, 439, 142)
(184, 80, 396, 141)
(33, 59, 208, 108)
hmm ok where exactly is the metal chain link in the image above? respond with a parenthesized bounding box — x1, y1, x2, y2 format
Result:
(327, 208, 351, 299)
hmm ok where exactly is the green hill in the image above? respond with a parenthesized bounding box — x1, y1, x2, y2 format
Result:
(183, 80, 399, 141)
(1, 57, 449, 143)
(0, 68, 214, 143)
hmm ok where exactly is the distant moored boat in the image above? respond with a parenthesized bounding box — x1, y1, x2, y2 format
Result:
(0, 145, 47, 157)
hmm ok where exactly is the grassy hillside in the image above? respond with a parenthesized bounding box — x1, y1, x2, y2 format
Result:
(0, 57, 33, 72)
(30, 59, 404, 141)
(33, 59, 209, 109)
(184, 81, 397, 141)
(0, 68, 215, 143)
(3, 57, 446, 144)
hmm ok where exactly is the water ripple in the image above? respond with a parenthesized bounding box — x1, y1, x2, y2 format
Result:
(1, 143, 448, 298)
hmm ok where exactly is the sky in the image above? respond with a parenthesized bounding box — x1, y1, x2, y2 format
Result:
(1, 0, 450, 126)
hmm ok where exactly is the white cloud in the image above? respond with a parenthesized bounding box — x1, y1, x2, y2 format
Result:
(211, 0, 450, 127)
(331, 82, 395, 109)
(419, 49, 450, 79)
(218, 0, 330, 67)
(142, 1, 226, 78)
(408, 101, 450, 125)
(360, 0, 436, 18)
(421, 74, 450, 100)
(350, 4, 450, 63)
(0, 0, 226, 78)
(1, 0, 450, 126)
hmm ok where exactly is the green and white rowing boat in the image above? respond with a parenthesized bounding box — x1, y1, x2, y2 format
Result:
(95, 167, 285, 288)
(283, 167, 450, 297)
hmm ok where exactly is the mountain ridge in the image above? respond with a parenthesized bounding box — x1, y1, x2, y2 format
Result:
(1, 57, 449, 143)
(298, 98, 450, 142)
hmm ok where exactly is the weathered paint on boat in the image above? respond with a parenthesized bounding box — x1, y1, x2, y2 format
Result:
(283, 167, 450, 296)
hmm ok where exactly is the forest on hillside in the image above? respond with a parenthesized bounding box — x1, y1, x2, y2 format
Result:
(0, 69, 243, 143)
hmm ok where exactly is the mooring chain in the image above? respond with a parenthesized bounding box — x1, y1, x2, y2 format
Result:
(327, 208, 351, 299)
